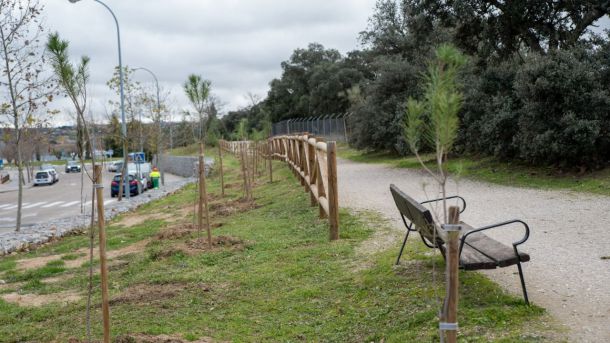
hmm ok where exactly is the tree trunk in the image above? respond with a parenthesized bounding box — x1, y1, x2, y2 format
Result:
(15, 143, 23, 232)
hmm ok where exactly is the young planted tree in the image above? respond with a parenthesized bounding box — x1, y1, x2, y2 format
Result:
(403, 44, 466, 343)
(0, 0, 54, 231)
(47, 33, 109, 338)
(404, 44, 467, 223)
(184, 74, 213, 247)
(183, 74, 211, 143)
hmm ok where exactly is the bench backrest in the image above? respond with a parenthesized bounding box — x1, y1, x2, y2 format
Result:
(390, 184, 442, 247)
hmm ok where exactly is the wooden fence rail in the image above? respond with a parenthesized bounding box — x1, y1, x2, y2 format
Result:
(219, 135, 339, 240)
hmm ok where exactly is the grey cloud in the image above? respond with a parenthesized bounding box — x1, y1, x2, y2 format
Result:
(43, 0, 377, 122)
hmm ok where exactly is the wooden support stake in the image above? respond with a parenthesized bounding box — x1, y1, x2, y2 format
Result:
(94, 165, 111, 343)
(327, 141, 339, 240)
(198, 143, 212, 248)
(218, 143, 225, 197)
(250, 144, 255, 185)
(443, 206, 461, 343)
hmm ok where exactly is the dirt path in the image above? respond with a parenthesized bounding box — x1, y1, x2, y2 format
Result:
(338, 158, 610, 342)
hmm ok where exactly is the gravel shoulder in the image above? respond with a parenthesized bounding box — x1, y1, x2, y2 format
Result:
(338, 158, 610, 342)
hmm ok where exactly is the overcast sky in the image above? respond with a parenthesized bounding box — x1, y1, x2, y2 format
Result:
(44, 0, 378, 124)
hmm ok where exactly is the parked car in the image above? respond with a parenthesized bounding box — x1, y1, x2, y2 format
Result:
(112, 161, 124, 173)
(34, 170, 55, 186)
(110, 173, 143, 197)
(47, 169, 59, 183)
(39, 165, 59, 183)
(107, 160, 122, 172)
(65, 160, 81, 173)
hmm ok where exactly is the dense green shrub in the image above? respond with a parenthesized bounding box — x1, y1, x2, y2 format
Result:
(459, 59, 521, 158)
(513, 49, 610, 167)
(348, 55, 423, 154)
(458, 46, 610, 168)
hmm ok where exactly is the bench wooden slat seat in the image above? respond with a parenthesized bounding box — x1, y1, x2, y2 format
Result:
(459, 223, 530, 270)
(390, 184, 531, 304)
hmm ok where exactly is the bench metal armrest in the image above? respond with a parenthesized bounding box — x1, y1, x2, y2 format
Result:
(459, 219, 531, 258)
(421, 196, 467, 214)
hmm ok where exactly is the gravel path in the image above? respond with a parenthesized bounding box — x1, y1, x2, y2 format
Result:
(338, 158, 610, 342)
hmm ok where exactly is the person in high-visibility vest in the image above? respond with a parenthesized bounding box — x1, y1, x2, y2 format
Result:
(150, 167, 161, 189)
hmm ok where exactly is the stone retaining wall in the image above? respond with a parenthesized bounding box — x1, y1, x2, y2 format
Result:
(154, 155, 214, 178)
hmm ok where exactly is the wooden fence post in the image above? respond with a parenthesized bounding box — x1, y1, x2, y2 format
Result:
(250, 143, 256, 185)
(254, 141, 258, 176)
(94, 165, 111, 343)
(327, 141, 339, 240)
(307, 137, 317, 207)
(223, 136, 340, 239)
(268, 139, 273, 183)
(300, 136, 307, 190)
(442, 206, 461, 343)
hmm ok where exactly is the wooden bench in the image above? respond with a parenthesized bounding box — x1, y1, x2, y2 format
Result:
(390, 184, 531, 304)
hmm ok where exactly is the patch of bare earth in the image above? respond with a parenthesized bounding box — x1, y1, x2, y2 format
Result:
(209, 198, 258, 217)
(224, 182, 241, 189)
(42, 275, 70, 284)
(16, 239, 150, 271)
(114, 333, 215, 343)
(154, 222, 222, 240)
(151, 235, 245, 260)
(0, 281, 23, 291)
(116, 211, 176, 227)
(109, 282, 211, 305)
(1, 290, 81, 307)
(186, 236, 244, 251)
(16, 254, 58, 270)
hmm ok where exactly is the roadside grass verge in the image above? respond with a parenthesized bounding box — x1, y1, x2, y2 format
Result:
(0, 153, 558, 342)
(338, 144, 610, 196)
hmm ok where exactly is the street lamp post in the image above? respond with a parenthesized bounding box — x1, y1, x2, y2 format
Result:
(69, 0, 129, 200)
(134, 67, 165, 186)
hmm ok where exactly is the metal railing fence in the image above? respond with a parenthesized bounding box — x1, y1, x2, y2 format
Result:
(271, 114, 348, 142)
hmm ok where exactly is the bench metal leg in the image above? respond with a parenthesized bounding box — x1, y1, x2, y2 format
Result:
(516, 261, 529, 304)
(395, 230, 411, 265)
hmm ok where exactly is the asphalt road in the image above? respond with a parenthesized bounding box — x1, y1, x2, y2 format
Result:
(0, 166, 182, 233)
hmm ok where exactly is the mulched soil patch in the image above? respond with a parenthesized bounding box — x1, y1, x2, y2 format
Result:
(155, 223, 224, 241)
(209, 199, 258, 217)
(223, 183, 241, 189)
(69, 334, 214, 343)
(114, 334, 214, 343)
(109, 282, 211, 306)
(185, 235, 244, 251)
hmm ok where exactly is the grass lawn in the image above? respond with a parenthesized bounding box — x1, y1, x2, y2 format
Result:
(0, 151, 559, 342)
(338, 144, 610, 197)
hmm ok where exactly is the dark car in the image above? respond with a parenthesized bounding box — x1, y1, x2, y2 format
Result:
(110, 173, 142, 197)
(65, 160, 81, 173)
